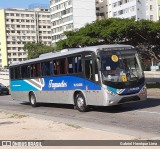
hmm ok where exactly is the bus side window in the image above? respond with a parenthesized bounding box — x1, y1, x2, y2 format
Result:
(15, 66, 21, 79)
(68, 56, 82, 74)
(10, 67, 15, 80)
(21, 65, 30, 78)
(53, 59, 67, 75)
(56, 60, 60, 75)
(42, 62, 47, 76)
(41, 61, 52, 77)
(53, 60, 57, 75)
(59, 58, 67, 74)
(74, 56, 82, 73)
(27, 65, 30, 78)
(50, 61, 53, 76)
(68, 57, 73, 73)
(31, 63, 41, 78)
(37, 63, 41, 77)
(85, 59, 93, 81)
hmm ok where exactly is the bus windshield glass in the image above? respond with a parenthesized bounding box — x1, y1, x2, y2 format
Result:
(100, 50, 144, 83)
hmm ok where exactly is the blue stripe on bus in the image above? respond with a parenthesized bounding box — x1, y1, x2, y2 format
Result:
(10, 80, 39, 91)
(107, 83, 144, 95)
(10, 76, 101, 92)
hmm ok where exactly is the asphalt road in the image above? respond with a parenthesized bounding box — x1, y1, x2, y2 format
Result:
(0, 95, 160, 139)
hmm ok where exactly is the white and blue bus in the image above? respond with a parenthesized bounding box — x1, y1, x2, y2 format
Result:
(9, 45, 147, 112)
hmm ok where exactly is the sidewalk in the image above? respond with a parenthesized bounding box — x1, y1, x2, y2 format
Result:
(0, 111, 159, 149)
(147, 88, 160, 97)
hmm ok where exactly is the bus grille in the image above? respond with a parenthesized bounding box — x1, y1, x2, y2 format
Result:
(118, 96, 140, 104)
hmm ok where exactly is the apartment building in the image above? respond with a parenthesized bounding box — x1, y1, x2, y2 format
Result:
(108, 0, 147, 20)
(96, 0, 159, 21)
(50, 0, 96, 43)
(146, 0, 158, 21)
(96, 0, 108, 20)
(157, 0, 160, 20)
(0, 8, 52, 67)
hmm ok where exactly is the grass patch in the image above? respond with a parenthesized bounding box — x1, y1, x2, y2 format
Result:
(9, 113, 28, 119)
(66, 123, 81, 129)
(146, 83, 160, 88)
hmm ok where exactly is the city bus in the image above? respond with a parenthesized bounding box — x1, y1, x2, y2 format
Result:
(9, 44, 147, 112)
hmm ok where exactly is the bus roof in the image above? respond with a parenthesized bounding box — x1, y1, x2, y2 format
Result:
(9, 44, 134, 67)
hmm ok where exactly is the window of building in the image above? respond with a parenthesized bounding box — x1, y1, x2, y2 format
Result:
(150, 15, 153, 20)
(150, 5, 153, 11)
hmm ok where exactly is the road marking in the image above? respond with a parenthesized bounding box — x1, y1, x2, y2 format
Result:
(136, 110, 160, 115)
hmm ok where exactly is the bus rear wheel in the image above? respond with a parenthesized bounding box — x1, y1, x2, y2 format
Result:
(75, 92, 89, 112)
(29, 92, 37, 107)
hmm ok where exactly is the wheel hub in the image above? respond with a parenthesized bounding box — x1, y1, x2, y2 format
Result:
(77, 97, 84, 109)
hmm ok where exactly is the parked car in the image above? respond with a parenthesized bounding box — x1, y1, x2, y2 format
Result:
(0, 83, 9, 95)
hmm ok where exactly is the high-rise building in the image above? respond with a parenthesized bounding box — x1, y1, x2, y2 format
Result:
(96, 0, 159, 21)
(157, 0, 160, 20)
(108, 0, 146, 20)
(96, 0, 108, 20)
(0, 8, 52, 67)
(50, 0, 96, 43)
(146, 0, 158, 21)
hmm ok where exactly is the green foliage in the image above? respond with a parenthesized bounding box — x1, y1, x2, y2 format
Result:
(57, 18, 160, 60)
(146, 83, 160, 88)
(24, 43, 55, 59)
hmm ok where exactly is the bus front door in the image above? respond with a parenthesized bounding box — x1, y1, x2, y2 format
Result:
(84, 59, 100, 105)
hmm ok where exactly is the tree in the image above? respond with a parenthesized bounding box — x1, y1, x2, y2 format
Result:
(24, 43, 55, 59)
(56, 18, 160, 60)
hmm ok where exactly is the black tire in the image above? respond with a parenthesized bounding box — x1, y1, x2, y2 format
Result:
(75, 92, 89, 112)
(29, 92, 37, 107)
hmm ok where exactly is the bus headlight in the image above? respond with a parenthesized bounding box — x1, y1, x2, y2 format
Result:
(140, 85, 146, 93)
(106, 89, 117, 96)
(139, 85, 147, 96)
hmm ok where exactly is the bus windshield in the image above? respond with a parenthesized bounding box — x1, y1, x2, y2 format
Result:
(100, 50, 144, 84)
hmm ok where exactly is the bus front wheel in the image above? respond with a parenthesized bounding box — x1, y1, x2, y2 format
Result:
(75, 92, 89, 112)
(29, 92, 37, 107)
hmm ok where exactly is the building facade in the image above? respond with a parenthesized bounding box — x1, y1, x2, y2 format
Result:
(96, 0, 108, 20)
(108, 0, 148, 20)
(0, 8, 52, 67)
(96, 0, 159, 21)
(145, 0, 158, 21)
(50, 0, 96, 43)
(157, 0, 160, 20)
